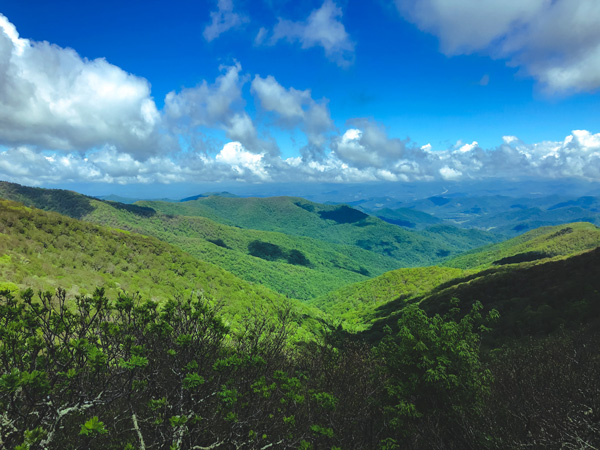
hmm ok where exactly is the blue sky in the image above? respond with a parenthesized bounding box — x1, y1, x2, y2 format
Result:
(0, 0, 599, 195)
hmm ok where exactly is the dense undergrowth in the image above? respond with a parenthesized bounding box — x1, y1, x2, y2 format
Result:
(2, 287, 599, 449)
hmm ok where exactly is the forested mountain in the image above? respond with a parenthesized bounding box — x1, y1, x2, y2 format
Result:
(0, 181, 499, 299)
(138, 194, 500, 262)
(0, 182, 403, 299)
(309, 266, 465, 330)
(367, 246, 600, 344)
(2, 180, 600, 449)
(395, 194, 600, 235)
(313, 222, 600, 331)
(0, 199, 322, 339)
(369, 207, 443, 229)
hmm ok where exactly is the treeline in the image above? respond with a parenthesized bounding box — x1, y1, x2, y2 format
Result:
(3, 287, 599, 449)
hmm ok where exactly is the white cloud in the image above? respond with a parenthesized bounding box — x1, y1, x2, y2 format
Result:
(394, 0, 600, 93)
(164, 63, 277, 155)
(255, 27, 268, 45)
(271, 0, 354, 67)
(332, 120, 406, 169)
(164, 63, 244, 129)
(3, 130, 600, 186)
(251, 75, 334, 147)
(439, 166, 462, 180)
(215, 141, 270, 181)
(456, 141, 478, 153)
(203, 0, 248, 42)
(0, 14, 160, 157)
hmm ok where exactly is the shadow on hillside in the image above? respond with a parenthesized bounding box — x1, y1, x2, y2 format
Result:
(0, 181, 95, 219)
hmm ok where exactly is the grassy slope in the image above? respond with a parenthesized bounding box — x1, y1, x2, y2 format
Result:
(140, 196, 500, 264)
(0, 199, 323, 338)
(443, 222, 600, 269)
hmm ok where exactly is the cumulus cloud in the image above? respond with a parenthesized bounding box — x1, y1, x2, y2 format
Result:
(270, 0, 355, 67)
(164, 63, 277, 155)
(215, 141, 270, 181)
(203, 0, 248, 42)
(331, 120, 406, 169)
(164, 63, 244, 129)
(0, 14, 160, 157)
(251, 75, 334, 147)
(394, 0, 600, 93)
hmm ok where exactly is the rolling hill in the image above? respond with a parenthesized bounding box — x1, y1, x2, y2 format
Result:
(0, 198, 323, 338)
(0, 181, 408, 299)
(0, 181, 500, 299)
(137, 195, 501, 263)
(312, 221, 600, 331)
(443, 222, 600, 269)
(398, 194, 600, 235)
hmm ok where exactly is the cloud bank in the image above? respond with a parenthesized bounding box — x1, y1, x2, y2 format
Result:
(3, 129, 600, 186)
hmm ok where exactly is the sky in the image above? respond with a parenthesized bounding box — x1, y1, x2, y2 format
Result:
(0, 0, 599, 197)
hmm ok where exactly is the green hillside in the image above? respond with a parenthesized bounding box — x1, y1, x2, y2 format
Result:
(85, 199, 404, 299)
(444, 222, 600, 269)
(320, 221, 600, 333)
(368, 246, 600, 344)
(371, 207, 443, 229)
(0, 199, 322, 338)
(309, 265, 465, 329)
(139, 195, 500, 264)
(3, 182, 600, 449)
(0, 182, 404, 299)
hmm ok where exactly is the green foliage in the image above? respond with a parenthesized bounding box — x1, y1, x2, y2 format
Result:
(0, 199, 322, 337)
(80, 417, 108, 436)
(84, 197, 402, 300)
(137, 195, 499, 268)
(310, 266, 465, 330)
(416, 246, 600, 344)
(0, 287, 369, 449)
(376, 301, 495, 442)
(444, 222, 600, 269)
(0, 180, 95, 219)
(373, 207, 442, 230)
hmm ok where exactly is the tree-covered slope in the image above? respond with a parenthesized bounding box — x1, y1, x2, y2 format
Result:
(0, 182, 403, 299)
(139, 195, 500, 264)
(368, 246, 600, 344)
(370, 207, 443, 229)
(0, 199, 322, 336)
(85, 199, 405, 299)
(309, 265, 465, 329)
(443, 222, 600, 269)
(318, 222, 600, 335)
